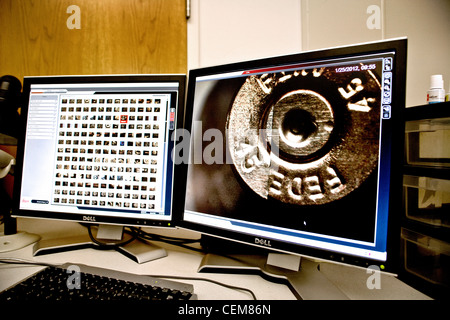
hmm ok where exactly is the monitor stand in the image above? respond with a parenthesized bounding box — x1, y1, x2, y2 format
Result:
(198, 252, 349, 300)
(0, 213, 41, 253)
(32, 224, 167, 264)
(0, 231, 41, 253)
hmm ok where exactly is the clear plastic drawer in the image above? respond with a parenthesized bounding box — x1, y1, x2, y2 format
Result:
(405, 117, 450, 167)
(403, 175, 450, 228)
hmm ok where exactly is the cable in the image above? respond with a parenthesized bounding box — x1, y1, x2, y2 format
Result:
(79, 224, 203, 253)
(129, 227, 204, 253)
(86, 225, 139, 248)
(131, 226, 201, 244)
(0, 257, 57, 268)
(146, 274, 257, 300)
(76, 226, 256, 298)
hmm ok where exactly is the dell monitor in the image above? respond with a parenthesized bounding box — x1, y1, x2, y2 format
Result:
(12, 74, 186, 262)
(178, 38, 407, 298)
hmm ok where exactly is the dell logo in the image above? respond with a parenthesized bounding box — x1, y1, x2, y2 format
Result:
(255, 237, 272, 247)
(82, 216, 96, 222)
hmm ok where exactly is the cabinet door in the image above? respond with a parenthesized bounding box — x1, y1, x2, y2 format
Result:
(0, 0, 187, 80)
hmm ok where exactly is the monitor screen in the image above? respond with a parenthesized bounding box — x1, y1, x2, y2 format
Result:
(178, 39, 407, 273)
(13, 74, 185, 228)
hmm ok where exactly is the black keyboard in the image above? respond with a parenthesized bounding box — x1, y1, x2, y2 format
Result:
(0, 263, 196, 302)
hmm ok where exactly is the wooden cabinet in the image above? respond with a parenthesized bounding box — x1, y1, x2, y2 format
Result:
(0, 0, 187, 80)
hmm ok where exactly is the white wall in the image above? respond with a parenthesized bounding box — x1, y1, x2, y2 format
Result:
(384, 0, 450, 107)
(188, 0, 450, 107)
(187, 0, 302, 69)
(300, 0, 384, 50)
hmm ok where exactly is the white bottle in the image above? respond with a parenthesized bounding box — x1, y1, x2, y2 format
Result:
(427, 74, 445, 104)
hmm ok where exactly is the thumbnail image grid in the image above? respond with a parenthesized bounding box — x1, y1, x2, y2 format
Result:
(52, 94, 170, 214)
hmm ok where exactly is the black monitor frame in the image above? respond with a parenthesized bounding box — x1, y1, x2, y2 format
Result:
(13, 74, 186, 229)
(176, 38, 407, 275)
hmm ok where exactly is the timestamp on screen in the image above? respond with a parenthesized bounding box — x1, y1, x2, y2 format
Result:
(335, 64, 376, 73)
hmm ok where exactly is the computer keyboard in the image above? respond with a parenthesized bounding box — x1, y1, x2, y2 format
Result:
(0, 263, 196, 301)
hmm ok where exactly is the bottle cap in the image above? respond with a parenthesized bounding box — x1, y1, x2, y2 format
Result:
(430, 74, 444, 89)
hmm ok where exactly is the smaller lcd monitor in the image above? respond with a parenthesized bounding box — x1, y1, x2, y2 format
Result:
(13, 75, 185, 261)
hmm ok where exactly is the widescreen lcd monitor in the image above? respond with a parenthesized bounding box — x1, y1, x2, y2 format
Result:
(179, 38, 407, 275)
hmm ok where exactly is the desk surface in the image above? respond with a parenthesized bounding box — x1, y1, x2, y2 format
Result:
(0, 218, 431, 301)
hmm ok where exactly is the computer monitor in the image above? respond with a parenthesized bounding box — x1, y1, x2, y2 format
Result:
(178, 38, 407, 298)
(12, 74, 186, 262)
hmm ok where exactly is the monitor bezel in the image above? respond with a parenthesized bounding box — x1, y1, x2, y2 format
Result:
(13, 74, 186, 229)
(176, 38, 407, 273)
